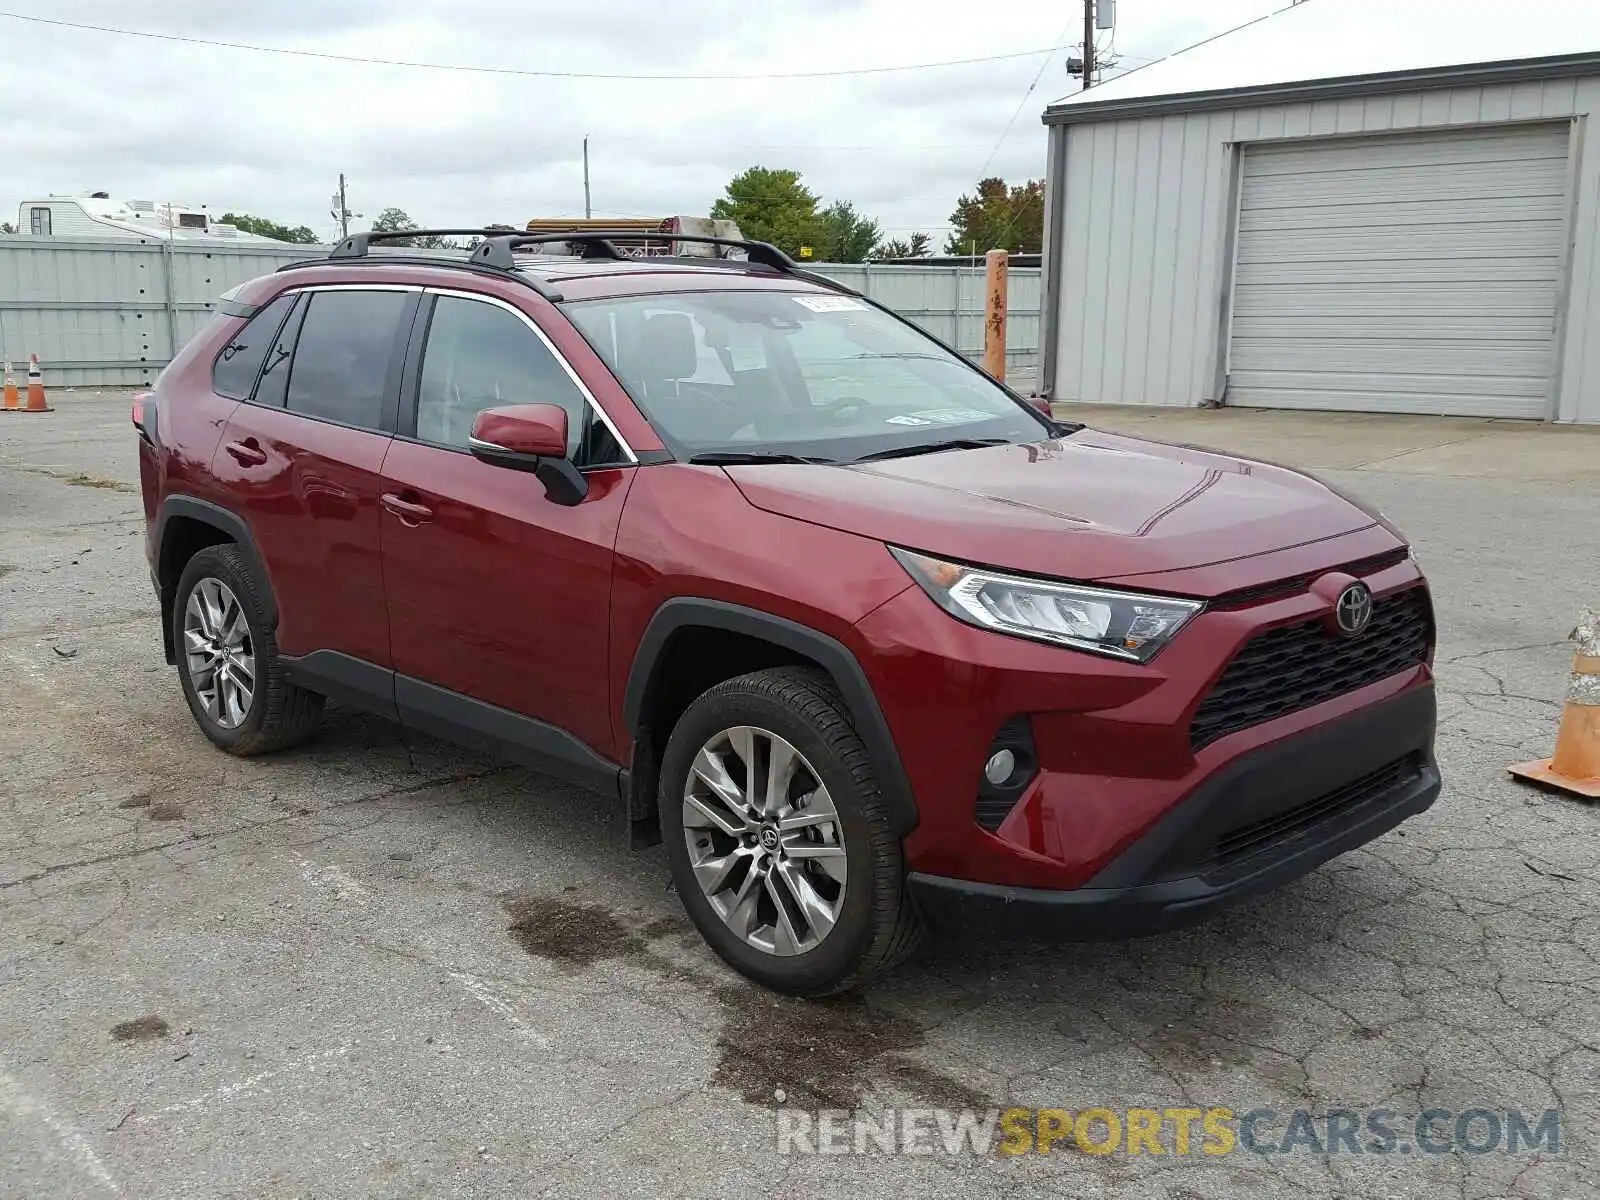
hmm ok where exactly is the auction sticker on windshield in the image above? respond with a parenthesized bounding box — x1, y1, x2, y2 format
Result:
(793, 296, 869, 313)
(887, 410, 998, 426)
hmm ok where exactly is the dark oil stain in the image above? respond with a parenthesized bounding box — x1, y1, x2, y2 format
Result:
(117, 793, 153, 809)
(0, 564, 12, 579)
(501, 895, 989, 1112)
(710, 984, 991, 1111)
(110, 1015, 170, 1043)
(505, 895, 641, 968)
(148, 802, 186, 822)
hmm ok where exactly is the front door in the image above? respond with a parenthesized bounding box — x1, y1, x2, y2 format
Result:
(379, 290, 636, 763)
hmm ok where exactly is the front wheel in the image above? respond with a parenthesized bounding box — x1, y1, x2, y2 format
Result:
(659, 667, 924, 995)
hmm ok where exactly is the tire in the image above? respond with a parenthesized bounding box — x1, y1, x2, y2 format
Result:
(659, 667, 924, 996)
(172, 543, 323, 756)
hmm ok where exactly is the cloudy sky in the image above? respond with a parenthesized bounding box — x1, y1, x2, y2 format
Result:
(0, 0, 1290, 243)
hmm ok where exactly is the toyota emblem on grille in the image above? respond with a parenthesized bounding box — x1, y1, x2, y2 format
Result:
(1335, 582, 1374, 636)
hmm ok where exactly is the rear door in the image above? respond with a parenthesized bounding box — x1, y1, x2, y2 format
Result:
(210, 284, 418, 688)
(379, 288, 637, 763)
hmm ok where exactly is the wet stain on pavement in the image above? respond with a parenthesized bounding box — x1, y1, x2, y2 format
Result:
(503, 895, 988, 1111)
(148, 802, 186, 822)
(505, 896, 643, 968)
(110, 1015, 170, 1043)
(116, 793, 153, 809)
(710, 985, 991, 1111)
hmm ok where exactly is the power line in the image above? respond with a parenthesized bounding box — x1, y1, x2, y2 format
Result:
(973, 16, 1078, 184)
(0, 10, 1075, 82)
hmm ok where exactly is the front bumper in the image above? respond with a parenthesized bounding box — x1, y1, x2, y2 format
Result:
(908, 685, 1440, 939)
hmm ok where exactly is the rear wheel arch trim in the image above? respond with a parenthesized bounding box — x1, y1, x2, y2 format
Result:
(623, 598, 918, 836)
(154, 496, 276, 626)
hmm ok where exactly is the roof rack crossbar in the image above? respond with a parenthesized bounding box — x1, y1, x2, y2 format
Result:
(328, 229, 516, 259)
(470, 231, 863, 292)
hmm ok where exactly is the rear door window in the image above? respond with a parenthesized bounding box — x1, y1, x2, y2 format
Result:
(211, 293, 295, 400)
(283, 289, 411, 432)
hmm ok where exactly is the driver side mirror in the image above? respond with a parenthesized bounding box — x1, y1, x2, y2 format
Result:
(468, 404, 588, 506)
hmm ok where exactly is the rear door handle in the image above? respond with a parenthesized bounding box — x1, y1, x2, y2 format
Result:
(381, 492, 434, 526)
(223, 438, 268, 467)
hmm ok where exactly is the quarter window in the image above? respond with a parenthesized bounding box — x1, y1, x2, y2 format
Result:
(28, 206, 51, 235)
(416, 295, 621, 464)
(211, 294, 296, 400)
(283, 290, 410, 431)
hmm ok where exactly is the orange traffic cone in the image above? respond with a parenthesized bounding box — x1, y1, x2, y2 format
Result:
(22, 354, 51, 412)
(1510, 609, 1600, 798)
(1, 361, 18, 411)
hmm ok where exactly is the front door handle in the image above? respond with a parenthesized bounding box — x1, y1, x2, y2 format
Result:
(223, 438, 268, 467)
(381, 492, 434, 526)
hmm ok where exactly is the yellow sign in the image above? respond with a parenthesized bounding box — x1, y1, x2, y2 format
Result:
(798, 245, 814, 259)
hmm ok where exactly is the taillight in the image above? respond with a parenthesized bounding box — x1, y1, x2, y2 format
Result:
(132, 391, 156, 444)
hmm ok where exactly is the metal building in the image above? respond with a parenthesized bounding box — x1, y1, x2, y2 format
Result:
(1039, 0, 1600, 424)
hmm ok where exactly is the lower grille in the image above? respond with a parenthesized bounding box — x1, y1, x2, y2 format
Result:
(1207, 755, 1421, 871)
(1190, 587, 1433, 751)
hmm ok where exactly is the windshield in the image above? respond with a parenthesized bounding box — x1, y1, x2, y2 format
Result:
(563, 289, 1050, 462)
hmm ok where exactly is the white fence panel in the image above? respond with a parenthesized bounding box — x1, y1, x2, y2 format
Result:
(0, 237, 1040, 390)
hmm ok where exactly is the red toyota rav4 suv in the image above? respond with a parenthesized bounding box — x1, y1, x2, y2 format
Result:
(136, 230, 1440, 995)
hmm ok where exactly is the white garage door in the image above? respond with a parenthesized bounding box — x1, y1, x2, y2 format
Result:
(1228, 123, 1571, 418)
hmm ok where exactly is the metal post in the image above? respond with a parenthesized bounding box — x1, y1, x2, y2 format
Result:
(984, 249, 1009, 381)
(338, 174, 350, 240)
(160, 239, 179, 377)
(583, 137, 592, 220)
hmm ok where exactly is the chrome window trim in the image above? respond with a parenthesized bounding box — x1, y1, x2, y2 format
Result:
(422, 286, 638, 464)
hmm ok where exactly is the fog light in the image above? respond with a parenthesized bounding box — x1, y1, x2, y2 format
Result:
(984, 749, 1017, 786)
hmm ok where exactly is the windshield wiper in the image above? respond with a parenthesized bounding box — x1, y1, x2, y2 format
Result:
(853, 438, 1011, 463)
(688, 451, 834, 465)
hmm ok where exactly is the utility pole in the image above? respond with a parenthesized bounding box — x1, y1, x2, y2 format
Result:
(582, 137, 592, 220)
(1082, 0, 1096, 91)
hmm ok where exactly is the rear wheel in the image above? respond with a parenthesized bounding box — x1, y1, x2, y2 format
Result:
(659, 667, 923, 995)
(173, 544, 322, 755)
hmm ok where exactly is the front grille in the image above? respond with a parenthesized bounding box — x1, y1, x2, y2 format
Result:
(1206, 755, 1421, 871)
(1190, 587, 1432, 750)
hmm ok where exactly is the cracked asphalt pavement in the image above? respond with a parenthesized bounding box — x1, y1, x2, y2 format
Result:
(2, 393, 1597, 1198)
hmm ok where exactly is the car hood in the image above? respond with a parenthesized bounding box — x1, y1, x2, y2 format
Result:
(723, 431, 1380, 587)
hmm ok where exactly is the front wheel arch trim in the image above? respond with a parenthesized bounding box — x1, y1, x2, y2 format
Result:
(623, 598, 918, 836)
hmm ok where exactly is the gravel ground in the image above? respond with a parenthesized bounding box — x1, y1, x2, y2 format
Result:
(1, 392, 1596, 1199)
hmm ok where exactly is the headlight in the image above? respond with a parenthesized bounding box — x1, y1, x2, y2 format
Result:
(890, 547, 1203, 663)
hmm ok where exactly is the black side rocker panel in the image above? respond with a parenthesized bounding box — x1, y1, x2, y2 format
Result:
(623, 598, 919, 836)
(280, 651, 624, 797)
(395, 675, 622, 797)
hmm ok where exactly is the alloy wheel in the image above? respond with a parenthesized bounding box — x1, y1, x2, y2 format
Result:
(183, 577, 256, 729)
(681, 725, 848, 956)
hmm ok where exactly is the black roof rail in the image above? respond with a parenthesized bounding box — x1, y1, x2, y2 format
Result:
(298, 228, 857, 302)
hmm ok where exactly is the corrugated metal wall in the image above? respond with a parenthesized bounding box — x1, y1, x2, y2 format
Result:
(0, 237, 315, 386)
(1046, 75, 1600, 424)
(809, 262, 1042, 392)
(0, 239, 1042, 391)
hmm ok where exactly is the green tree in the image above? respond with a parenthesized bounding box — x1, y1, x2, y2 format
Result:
(873, 232, 932, 260)
(0, 222, 15, 234)
(816, 200, 881, 263)
(218, 212, 318, 244)
(710, 167, 824, 259)
(944, 177, 1044, 256)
